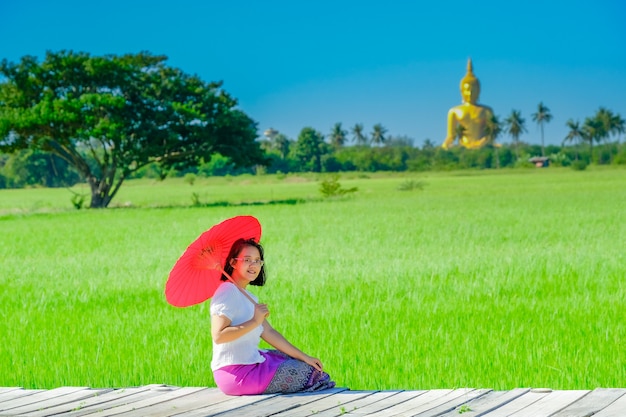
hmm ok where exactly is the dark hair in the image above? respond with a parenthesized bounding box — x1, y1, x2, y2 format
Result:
(221, 238, 266, 286)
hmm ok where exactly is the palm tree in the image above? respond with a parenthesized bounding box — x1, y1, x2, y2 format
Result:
(485, 114, 502, 144)
(422, 139, 436, 149)
(351, 123, 368, 146)
(596, 107, 619, 162)
(564, 119, 583, 160)
(505, 109, 526, 160)
(612, 114, 625, 144)
(329, 122, 348, 149)
(454, 124, 466, 144)
(485, 114, 502, 168)
(531, 102, 552, 157)
(582, 116, 603, 162)
(370, 123, 387, 147)
(596, 108, 625, 144)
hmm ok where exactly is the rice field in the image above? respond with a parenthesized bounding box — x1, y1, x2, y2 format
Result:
(1, 167, 624, 390)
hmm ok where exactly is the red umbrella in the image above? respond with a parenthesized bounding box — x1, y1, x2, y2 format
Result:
(165, 215, 262, 307)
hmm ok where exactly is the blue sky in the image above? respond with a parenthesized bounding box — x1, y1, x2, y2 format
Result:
(2, 0, 625, 147)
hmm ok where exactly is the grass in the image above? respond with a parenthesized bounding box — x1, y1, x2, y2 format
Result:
(1, 166, 625, 390)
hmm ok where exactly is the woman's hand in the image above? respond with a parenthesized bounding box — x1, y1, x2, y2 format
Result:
(302, 355, 324, 372)
(261, 321, 325, 372)
(253, 303, 270, 324)
(211, 303, 269, 344)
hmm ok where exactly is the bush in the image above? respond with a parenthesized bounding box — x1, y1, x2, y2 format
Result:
(183, 173, 197, 185)
(319, 174, 358, 198)
(397, 179, 425, 191)
(571, 160, 588, 171)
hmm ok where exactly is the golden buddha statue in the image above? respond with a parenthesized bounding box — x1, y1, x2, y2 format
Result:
(442, 59, 495, 150)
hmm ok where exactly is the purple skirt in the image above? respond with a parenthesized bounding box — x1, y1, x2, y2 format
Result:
(213, 350, 335, 396)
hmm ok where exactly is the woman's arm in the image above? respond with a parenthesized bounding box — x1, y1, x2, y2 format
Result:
(261, 321, 324, 372)
(211, 303, 269, 344)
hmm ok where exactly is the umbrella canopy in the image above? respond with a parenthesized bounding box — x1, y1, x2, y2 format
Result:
(165, 215, 262, 307)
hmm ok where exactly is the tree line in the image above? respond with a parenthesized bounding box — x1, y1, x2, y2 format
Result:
(1, 51, 624, 208)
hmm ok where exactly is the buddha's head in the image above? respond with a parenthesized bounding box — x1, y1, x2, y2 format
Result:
(460, 58, 480, 104)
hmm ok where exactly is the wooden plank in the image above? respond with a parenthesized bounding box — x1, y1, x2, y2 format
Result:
(116, 387, 238, 417)
(59, 386, 181, 417)
(344, 390, 431, 415)
(0, 388, 22, 395)
(412, 389, 491, 416)
(168, 392, 281, 417)
(592, 391, 626, 417)
(22, 388, 146, 417)
(1, 388, 112, 416)
(271, 390, 387, 417)
(505, 390, 590, 417)
(0, 386, 90, 412)
(551, 388, 626, 417)
(0, 389, 46, 404)
(372, 388, 488, 417)
(306, 391, 410, 417)
(210, 388, 349, 417)
(437, 388, 531, 416)
(67, 387, 206, 417)
(475, 389, 549, 416)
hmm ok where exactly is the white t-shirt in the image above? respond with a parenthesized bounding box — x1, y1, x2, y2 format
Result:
(210, 282, 265, 371)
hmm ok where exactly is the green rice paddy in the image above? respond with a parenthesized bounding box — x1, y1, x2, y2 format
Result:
(1, 167, 624, 390)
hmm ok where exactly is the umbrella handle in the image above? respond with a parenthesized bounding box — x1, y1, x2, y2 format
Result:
(220, 269, 258, 306)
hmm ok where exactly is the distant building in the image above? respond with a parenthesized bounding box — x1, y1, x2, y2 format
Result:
(528, 156, 550, 168)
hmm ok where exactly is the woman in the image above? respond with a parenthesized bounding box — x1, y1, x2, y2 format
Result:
(210, 238, 335, 395)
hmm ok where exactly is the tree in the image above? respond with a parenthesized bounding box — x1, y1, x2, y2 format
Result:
(422, 139, 436, 150)
(531, 102, 552, 156)
(485, 114, 502, 168)
(273, 134, 292, 160)
(328, 122, 348, 149)
(564, 119, 583, 160)
(612, 114, 625, 144)
(595, 107, 616, 162)
(262, 129, 291, 160)
(485, 114, 502, 144)
(596, 107, 625, 144)
(294, 127, 325, 172)
(1, 149, 80, 187)
(454, 124, 466, 144)
(505, 110, 526, 160)
(582, 116, 603, 162)
(0, 51, 266, 208)
(351, 123, 368, 146)
(370, 123, 387, 147)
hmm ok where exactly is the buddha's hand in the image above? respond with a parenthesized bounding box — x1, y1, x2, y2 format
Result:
(442, 137, 454, 150)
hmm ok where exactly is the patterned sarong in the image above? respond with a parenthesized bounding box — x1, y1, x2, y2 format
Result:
(262, 350, 335, 394)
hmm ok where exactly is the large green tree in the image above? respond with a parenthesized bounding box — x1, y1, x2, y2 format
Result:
(531, 102, 552, 157)
(294, 127, 326, 172)
(0, 51, 266, 208)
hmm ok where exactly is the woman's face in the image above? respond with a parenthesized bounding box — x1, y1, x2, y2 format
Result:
(230, 245, 263, 283)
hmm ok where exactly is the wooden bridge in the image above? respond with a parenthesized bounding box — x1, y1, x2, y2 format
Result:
(0, 385, 625, 417)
